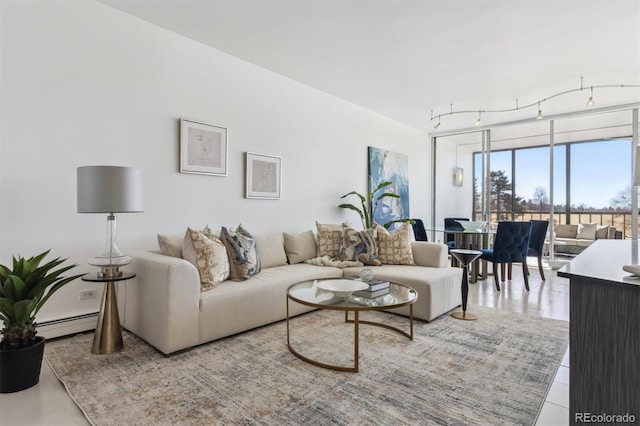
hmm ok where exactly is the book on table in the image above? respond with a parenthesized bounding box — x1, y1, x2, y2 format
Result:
(346, 276, 390, 292)
(353, 287, 390, 299)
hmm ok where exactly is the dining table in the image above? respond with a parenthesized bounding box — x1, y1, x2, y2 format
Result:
(426, 227, 496, 283)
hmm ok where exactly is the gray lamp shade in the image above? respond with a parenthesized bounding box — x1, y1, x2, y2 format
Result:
(77, 166, 144, 213)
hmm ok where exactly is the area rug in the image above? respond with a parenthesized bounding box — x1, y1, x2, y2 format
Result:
(45, 306, 568, 425)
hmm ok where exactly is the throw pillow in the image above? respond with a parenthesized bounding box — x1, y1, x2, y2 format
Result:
(595, 225, 610, 240)
(253, 233, 288, 269)
(183, 227, 230, 291)
(375, 222, 415, 265)
(157, 233, 184, 258)
(337, 225, 381, 266)
(577, 223, 597, 240)
(315, 221, 348, 258)
(283, 230, 317, 264)
(220, 224, 261, 281)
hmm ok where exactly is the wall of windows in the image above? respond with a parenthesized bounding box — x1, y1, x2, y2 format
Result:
(473, 138, 633, 236)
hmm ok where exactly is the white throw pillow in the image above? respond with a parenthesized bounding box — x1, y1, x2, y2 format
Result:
(576, 223, 597, 240)
(157, 233, 184, 258)
(253, 233, 288, 269)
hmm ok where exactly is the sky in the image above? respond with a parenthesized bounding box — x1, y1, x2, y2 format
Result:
(474, 138, 632, 209)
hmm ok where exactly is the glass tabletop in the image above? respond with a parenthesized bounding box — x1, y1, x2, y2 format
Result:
(288, 279, 417, 311)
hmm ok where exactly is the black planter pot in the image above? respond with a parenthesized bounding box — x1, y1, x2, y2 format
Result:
(0, 336, 46, 393)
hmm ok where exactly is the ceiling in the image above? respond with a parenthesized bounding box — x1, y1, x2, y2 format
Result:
(99, 0, 640, 132)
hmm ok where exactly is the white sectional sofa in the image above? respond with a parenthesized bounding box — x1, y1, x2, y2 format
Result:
(553, 223, 621, 256)
(122, 228, 463, 355)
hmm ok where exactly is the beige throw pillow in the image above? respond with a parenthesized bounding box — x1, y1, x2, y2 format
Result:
(283, 230, 317, 264)
(183, 227, 230, 291)
(220, 224, 261, 281)
(157, 233, 184, 258)
(337, 225, 381, 266)
(375, 222, 415, 265)
(315, 221, 348, 258)
(253, 233, 288, 269)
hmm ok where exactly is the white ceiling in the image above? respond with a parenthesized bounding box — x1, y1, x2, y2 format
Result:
(99, 0, 640, 131)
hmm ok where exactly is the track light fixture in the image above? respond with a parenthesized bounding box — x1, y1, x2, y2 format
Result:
(429, 77, 639, 128)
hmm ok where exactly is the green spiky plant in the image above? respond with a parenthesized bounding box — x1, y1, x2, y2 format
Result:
(339, 180, 414, 229)
(0, 250, 84, 350)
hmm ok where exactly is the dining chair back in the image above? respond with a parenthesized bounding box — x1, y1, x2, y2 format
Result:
(527, 220, 549, 280)
(480, 221, 532, 291)
(444, 217, 469, 248)
(412, 219, 428, 242)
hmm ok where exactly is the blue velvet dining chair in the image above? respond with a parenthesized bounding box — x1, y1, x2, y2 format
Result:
(444, 217, 469, 249)
(480, 221, 532, 291)
(412, 219, 428, 242)
(527, 220, 549, 281)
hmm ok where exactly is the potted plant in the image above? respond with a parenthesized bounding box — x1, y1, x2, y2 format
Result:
(0, 250, 84, 393)
(339, 180, 414, 229)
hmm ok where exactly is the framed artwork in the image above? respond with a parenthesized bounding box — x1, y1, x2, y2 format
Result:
(368, 146, 410, 229)
(180, 118, 228, 176)
(246, 152, 282, 199)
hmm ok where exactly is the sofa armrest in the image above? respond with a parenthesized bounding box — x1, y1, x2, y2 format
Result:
(410, 241, 449, 268)
(123, 250, 201, 355)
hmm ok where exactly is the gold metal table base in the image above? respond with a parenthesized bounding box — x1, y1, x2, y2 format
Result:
(286, 300, 413, 373)
(450, 311, 478, 321)
(92, 281, 123, 354)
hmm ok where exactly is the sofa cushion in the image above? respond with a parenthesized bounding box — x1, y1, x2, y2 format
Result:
(253, 233, 288, 269)
(595, 225, 615, 239)
(555, 224, 577, 239)
(184, 227, 230, 291)
(157, 233, 183, 258)
(315, 221, 347, 258)
(283, 230, 317, 264)
(375, 223, 415, 265)
(220, 224, 261, 281)
(577, 223, 597, 240)
(337, 225, 381, 266)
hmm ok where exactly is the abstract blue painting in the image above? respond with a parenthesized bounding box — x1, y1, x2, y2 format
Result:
(368, 147, 410, 229)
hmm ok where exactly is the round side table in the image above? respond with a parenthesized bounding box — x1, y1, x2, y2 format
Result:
(449, 249, 482, 321)
(82, 272, 135, 354)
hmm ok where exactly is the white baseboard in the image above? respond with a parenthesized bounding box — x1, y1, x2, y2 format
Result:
(38, 313, 98, 339)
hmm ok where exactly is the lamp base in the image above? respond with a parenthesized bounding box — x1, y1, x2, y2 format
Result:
(93, 265, 126, 279)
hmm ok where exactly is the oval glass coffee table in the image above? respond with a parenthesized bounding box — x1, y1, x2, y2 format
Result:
(286, 280, 418, 372)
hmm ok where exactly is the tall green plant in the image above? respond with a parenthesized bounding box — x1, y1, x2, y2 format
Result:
(0, 250, 84, 349)
(339, 181, 414, 229)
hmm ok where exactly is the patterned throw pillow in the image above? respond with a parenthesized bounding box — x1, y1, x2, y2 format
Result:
(375, 222, 415, 265)
(184, 227, 230, 291)
(337, 225, 381, 266)
(220, 224, 261, 281)
(315, 221, 348, 258)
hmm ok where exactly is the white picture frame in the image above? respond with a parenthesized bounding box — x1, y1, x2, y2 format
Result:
(246, 152, 282, 199)
(180, 118, 228, 176)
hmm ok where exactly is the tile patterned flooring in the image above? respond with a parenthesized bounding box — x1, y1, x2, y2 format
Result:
(0, 258, 570, 425)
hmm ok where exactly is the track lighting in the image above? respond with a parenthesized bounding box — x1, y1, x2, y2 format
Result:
(429, 77, 639, 129)
(587, 86, 594, 106)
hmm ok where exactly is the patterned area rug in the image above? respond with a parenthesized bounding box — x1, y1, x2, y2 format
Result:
(45, 306, 568, 425)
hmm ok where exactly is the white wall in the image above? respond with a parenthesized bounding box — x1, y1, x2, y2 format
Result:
(0, 0, 430, 322)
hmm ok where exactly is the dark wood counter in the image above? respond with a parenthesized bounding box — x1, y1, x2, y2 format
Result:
(558, 240, 640, 425)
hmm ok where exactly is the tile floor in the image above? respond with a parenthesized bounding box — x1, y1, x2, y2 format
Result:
(0, 258, 570, 425)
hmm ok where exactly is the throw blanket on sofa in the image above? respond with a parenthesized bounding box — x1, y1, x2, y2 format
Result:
(304, 256, 363, 268)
